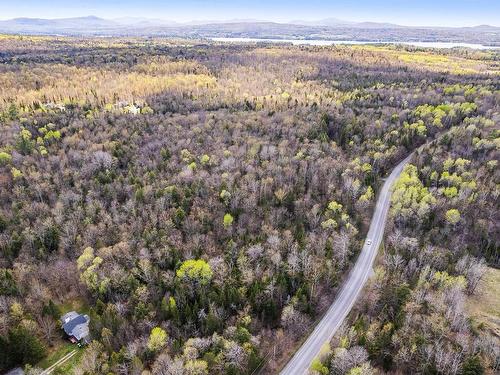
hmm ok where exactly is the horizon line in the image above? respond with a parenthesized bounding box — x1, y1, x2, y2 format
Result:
(0, 15, 498, 29)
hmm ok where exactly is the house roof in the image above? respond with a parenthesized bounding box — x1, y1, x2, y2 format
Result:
(5, 368, 24, 375)
(61, 311, 90, 341)
(61, 311, 79, 324)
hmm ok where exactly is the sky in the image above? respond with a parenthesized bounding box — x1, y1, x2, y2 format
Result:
(0, 0, 499, 27)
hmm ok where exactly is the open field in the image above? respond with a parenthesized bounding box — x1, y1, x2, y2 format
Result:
(467, 267, 500, 337)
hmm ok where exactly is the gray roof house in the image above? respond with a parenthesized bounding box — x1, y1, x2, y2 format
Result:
(61, 311, 90, 344)
(5, 368, 24, 375)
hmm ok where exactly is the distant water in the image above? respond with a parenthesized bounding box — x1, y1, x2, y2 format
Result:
(211, 37, 499, 50)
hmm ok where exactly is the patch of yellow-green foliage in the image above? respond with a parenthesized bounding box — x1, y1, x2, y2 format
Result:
(327, 200, 343, 213)
(391, 164, 436, 221)
(445, 208, 461, 225)
(176, 259, 213, 284)
(147, 327, 168, 352)
(223, 213, 234, 228)
(0, 151, 12, 165)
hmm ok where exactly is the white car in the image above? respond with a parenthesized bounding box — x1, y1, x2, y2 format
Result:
(366, 239, 372, 246)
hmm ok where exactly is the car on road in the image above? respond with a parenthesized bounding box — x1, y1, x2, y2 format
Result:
(366, 239, 372, 245)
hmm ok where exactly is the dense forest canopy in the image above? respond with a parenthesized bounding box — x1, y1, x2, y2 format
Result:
(0, 35, 498, 374)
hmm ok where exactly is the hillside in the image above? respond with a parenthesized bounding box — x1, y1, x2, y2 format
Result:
(0, 16, 499, 45)
(0, 35, 498, 374)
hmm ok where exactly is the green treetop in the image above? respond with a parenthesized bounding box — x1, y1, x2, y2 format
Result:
(223, 213, 234, 228)
(176, 259, 213, 285)
(147, 327, 168, 352)
(445, 208, 461, 225)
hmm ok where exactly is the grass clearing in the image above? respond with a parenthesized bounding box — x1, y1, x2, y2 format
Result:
(58, 297, 91, 316)
(465, 266, 500, 337)
(37, 340, 75, 369)
(53, 347, 85, 374)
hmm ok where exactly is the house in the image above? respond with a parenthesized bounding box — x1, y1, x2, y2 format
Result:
(5, 368, 24, 375)
(125, 104, 140, 115)
(116, 101, 141, 115)
(60, 311, 90, 344)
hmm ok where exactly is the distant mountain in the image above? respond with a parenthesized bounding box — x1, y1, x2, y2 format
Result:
(0, 16, 117, 33)
(290, 18, 404, 28)
(113, 17, 178, 27)
(0, 16, 498, 46)
(467, 24, 500, 31)
(0, 16, 274, 33)
(290, 18, 356, 27)
(185, 19, 267, 26)
(356, 21, 405, 29)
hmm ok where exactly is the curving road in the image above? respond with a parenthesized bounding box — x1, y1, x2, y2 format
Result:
(280, 154, 412, 375)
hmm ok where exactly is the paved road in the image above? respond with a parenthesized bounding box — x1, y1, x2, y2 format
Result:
(280, 154, 412, 375)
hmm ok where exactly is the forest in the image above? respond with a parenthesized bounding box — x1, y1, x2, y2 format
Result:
(0, 35, 498, 374)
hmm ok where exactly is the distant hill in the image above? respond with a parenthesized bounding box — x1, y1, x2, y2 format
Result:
(0, 16, 498, 46)
(290, 18, 404, 28)
(290, 18, 356, 27)
(0, 16, 117, 33)
(467, 24, 500, 31)
(113, 17, 179, 27)
(356, 21, 405, 29)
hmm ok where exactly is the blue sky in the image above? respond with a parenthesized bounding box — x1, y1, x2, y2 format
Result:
(0, 0, 498, 27)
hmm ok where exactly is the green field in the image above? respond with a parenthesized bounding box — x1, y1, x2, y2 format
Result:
(466, 267, 500, 337)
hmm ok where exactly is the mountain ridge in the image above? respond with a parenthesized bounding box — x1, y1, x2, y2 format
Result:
(1, 15, 498, 30)
(0, 16, 498, 46)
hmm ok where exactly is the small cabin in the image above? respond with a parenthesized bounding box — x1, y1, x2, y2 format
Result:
(60, 311, 90, 344)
